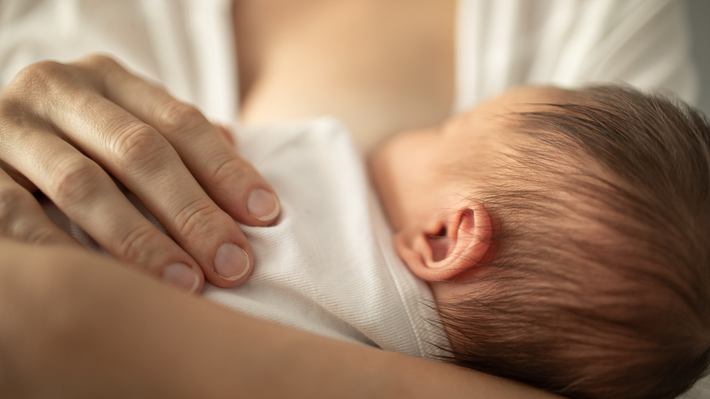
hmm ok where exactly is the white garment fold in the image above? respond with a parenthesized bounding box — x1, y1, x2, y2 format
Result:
(51, 118, 450, 359)
(0, 0, 698, 129)
(206, 118, 449, 358)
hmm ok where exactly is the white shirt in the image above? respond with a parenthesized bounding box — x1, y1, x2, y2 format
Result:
(0, 0, 699, 128)
(454, 0, 699, 112)
(4, 0, 706, 395)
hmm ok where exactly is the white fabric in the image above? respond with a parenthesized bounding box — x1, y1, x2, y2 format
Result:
(207, 118, 448, 358)
(3, 0, 706, 395)
(454, 0, 698, 112)
(50, 118, 449, 359)
(0, 0, 699, 128)
(0, 0, 237, 123)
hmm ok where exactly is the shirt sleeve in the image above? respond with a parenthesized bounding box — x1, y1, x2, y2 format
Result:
(0, 0, 237, 122)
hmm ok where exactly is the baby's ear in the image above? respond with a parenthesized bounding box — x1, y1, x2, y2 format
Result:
(394, 204, 492, 282)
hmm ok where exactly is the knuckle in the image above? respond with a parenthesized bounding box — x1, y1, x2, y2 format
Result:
(173, 198, 221, 238)
(116, 223, 164, 266)
(77, 53, 120, 73)
(9, 61, 66, 93)
(20, 60, 65, 81)
(51, 159, 102, 206)
(156, 101, 206, 134)
(210, 155, 250, 186)
(112, 123, 168, 169)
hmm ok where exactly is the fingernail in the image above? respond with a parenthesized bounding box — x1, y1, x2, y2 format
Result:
(162, 263, 200, 292)
(214, 243, 250, 281)
(247, 188, 280, 222)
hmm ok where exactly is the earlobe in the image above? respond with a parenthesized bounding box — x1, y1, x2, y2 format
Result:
(394, 204, 493, 282)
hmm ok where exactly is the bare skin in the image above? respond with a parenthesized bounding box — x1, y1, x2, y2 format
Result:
(0, 55, 281, 292)
(0, 0, 455, 292)
(0, 239, 558, 399)
(0, 3, 559, 398)
(235, 0, 456, 151)
(0, 0, 455, 289)
(0, 85, 565, 398)
(369, 86, 572, 301)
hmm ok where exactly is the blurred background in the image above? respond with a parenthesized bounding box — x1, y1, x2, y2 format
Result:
(682, 3, 707, 397)
(688, 0, 709, 114)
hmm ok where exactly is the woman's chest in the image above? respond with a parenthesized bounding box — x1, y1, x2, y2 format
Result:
(234, 0, 455, 151)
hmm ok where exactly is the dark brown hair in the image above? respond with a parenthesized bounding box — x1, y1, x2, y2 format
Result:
(439, 86, 710, 399)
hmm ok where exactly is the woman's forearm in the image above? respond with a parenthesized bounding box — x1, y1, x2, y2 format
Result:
(0, 240, 558, 399)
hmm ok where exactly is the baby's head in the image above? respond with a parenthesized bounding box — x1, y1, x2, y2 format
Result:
(370, 86, 710, 398)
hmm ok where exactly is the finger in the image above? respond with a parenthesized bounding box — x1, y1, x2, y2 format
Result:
(0, 159, 37, 193)
(39, 89, 253, 288)
(78, 56, 280, 226)
(0, 123, 204, 292)
(216, 124, 237, 148)
(0, 168, 76, 246)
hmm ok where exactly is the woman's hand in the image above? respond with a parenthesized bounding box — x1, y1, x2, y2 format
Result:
(0, 54, 280, 292)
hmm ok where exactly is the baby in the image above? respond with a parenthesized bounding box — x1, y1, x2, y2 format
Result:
(369, 85, 710, 399)
(61, 85, 710, 399)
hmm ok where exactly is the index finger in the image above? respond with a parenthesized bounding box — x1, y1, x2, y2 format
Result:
(77, 56, 281, 226)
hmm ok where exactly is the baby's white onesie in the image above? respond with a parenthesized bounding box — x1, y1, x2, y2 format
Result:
(55, 118, 449, 359)
(206, 118, 448, 358)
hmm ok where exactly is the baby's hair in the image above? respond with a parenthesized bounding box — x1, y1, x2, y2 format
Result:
(438, 86, 710, 399)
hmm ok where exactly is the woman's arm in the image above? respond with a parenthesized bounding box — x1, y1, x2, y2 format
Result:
(0, 240, 558, 399)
